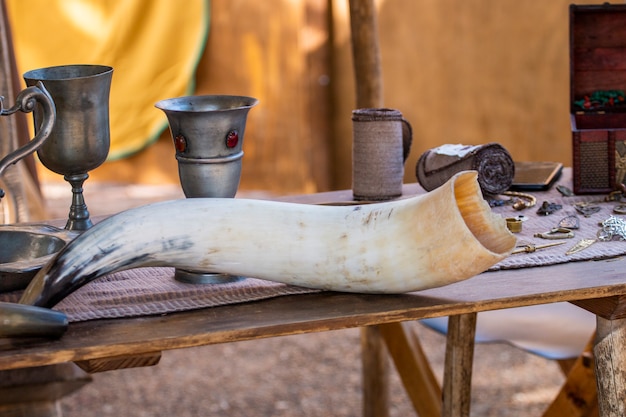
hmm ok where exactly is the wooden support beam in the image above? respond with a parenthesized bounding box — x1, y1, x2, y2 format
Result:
(74, 351, 162, 374)
(594, 317, 626, 417)
(0, 363, 91, 417)
(379, 322, 442, 416)
(572, 296, 626, 321)
(361, 325, 389, 417)
(442, 313, 477, 417)
(543, 336, 598, 417)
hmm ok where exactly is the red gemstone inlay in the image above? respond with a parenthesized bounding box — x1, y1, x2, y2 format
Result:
(174, 134, 186, 152)
(226, 130, 239, 148)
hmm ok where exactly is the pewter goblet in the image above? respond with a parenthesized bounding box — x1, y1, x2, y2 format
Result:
(155, 94, 258, 284)
(24, 65, 113, 231)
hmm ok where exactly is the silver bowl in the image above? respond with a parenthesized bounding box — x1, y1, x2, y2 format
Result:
(0, 224, 78, 293)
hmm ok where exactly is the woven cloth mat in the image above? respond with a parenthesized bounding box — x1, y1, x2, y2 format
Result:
(489, 169, 626, 271)
(0, 268, 318, 323)
(2, 168, 625, 323)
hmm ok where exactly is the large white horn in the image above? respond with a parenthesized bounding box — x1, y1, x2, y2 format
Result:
(20, 171, 515, 308)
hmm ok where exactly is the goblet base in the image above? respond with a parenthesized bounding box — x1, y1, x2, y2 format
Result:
(174, 268, 245, 285)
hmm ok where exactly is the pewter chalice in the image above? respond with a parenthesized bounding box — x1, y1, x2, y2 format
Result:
(23, 64, 113, 231)
(155, 95, 258, 284)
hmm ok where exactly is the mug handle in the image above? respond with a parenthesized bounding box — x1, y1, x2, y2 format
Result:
(401, 118, 412, 162)
(0, 81, 56, 170)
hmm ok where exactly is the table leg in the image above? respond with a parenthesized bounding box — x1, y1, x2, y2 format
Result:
(542, 335, 597, 417)
(442, 313, 477, 417)
(594, 316, 626, 417)
(379, 322, 442, 416)
(361, 326, 389, 417)
(0, 363, 91, 417)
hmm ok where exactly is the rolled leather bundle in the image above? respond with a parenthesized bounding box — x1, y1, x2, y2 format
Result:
(416, 143, 515, 195)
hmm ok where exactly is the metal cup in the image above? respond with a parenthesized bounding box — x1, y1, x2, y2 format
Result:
(24, 64, 113, 231)
(155, 95, 258, 284)
(156, 95, 258, 198)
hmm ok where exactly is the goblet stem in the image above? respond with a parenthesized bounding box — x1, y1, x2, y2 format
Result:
(64, 173, 93, 231)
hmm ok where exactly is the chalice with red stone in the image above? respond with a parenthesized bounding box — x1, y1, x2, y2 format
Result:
(155, 95, 258, 284)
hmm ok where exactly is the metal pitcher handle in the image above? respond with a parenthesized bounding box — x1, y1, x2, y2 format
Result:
(0, 81, 56, 194)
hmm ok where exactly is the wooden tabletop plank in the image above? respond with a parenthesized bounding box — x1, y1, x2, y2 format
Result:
(3, 175, 625, 370)
(1, 254, 625, 371)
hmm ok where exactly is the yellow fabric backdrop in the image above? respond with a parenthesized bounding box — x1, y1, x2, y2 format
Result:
(6, 0, 209, 160)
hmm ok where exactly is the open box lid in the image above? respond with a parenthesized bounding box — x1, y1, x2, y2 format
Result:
(570, 4, 626, 114)
(570, 4, 626, 113)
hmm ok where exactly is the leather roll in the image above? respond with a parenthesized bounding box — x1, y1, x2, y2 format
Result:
(416, 143, 515, 195)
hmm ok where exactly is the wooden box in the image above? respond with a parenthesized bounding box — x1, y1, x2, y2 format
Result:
(570, 4, 626, 194)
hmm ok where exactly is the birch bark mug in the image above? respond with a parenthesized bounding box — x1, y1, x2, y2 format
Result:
(352, 108, 412, 201)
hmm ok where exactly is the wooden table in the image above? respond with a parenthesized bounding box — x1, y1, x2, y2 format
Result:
(1, 184, 625, 416)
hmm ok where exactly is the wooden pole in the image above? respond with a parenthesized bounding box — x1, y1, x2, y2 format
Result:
(348, 1, 387, 415)
(348, 0, 383, 108)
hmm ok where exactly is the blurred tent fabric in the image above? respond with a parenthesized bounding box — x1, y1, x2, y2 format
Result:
(5, 0, 209, 160)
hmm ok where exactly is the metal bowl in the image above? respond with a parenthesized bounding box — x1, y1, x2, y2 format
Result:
(0, 224, 78, 293)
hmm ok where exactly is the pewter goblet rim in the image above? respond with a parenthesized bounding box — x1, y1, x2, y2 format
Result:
(23, 64, 113, 82)
(155, 94, 258, 114)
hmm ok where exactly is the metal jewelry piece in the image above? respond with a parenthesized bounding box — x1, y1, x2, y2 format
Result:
(536, 201, 563, 216)
(574, 202, 601, 218)
(488, 198, 508, 208)
(556, 185, 574, 197)
(598, 215, 626, 241)
(605, 190, 625, 202)
(534, 227, 575, 240)
(511, 241, 566, 254)
(557, 215, 580, 230)
(566, 239, 597, 255)
(502, 191, 537, 211)
(613, 204, 626, 215)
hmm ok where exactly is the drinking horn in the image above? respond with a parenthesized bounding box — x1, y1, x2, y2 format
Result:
(20, 171, 515, 308)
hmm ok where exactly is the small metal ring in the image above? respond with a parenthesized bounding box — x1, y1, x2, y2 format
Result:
(614, 204, 626, 215)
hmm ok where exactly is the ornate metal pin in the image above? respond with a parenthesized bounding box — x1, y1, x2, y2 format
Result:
(566, 238, 597, 255)
(512, 241, 566, 254)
